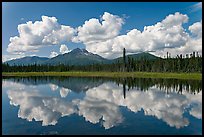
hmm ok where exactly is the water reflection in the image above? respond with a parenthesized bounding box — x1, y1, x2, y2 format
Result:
(3, 76, 108, 93)
(79, 82, 201, 129)
(2, 77, 202, 130)
(7, 89, 76, 126)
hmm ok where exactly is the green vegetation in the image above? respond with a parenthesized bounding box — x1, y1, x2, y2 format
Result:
(2, 50, 202, 73)
(2, 72, 202, 80)
(2, 48, 202, 81)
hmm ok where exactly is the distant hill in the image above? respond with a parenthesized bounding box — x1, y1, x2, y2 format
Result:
(4, 77, 107, 93)
(4, 49, 160, 66)
(43, 48, 110, 66)
(112, 52, 160, 63)
(5, 56, 49, 66)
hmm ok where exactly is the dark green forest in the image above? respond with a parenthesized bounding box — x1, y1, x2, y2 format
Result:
(3, 76, 202, 95)
(2, 49, 202, 73)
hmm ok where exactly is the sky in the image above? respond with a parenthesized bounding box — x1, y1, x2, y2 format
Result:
(2, 2, 202, 62)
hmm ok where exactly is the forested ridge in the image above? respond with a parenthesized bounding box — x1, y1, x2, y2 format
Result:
(2, 48, 202, 73)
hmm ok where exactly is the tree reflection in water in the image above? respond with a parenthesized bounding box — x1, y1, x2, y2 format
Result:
(2, 76, 202, 129)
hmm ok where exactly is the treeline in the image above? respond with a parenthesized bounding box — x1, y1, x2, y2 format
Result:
(2, 49, 202, 73)
(3, 76, 202, 95)
(115, 77, 202, 94)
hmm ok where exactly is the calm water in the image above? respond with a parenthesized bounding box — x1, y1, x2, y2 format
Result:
(2, 76, 202, 135)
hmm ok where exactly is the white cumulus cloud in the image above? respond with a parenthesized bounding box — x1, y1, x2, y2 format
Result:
(74, 12, 124, 45)
(6, 12, 202, 59)
(49, 51, 58, 58)
(189, 20, 202, 37)
(83, 12, 201, 59)
(60, 44, 70, 54)
(7, 16, 76, 54)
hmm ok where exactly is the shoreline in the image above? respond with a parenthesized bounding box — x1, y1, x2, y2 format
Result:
(2, 72, 202, 80)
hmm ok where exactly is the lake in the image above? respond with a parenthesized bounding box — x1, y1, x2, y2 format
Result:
(2, 76, 202, 135)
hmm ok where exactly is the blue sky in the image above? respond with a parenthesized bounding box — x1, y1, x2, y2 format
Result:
(2, 2, 202, 61)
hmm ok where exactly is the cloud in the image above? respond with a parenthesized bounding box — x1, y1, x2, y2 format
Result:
(49, 44, 70, 59)
(156, 20, 202, 58)
(79, 83, 202, 129)
(189, 106, 202, 119)
(49, 84, 59, 91)
(2, 80, 26, 90)
(5, 79, 202, 129)
(49, 51, 58, 58)
(189, 20, 202, 37)
(85, 12, 192, 58)
(43, 25, 75, 45)
(49, 44, 71, 59)
(74, 84, 124, 129)
(7, 89, 76, 126)
(185, 91, 202, 119)
(49, 84, 71, 98)
(7, 16, 76, 54)
(161, 12, 188, 27)
(59, 87, 71, 98)
(74, 12, 124, 45)
(43, 98, 76, 117)
(75, 97, 123, 129)
(60, 44, 70, 54)
(6, 12, 202, 59)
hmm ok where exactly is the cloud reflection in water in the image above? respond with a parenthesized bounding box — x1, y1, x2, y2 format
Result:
(4, 80, 202, 129)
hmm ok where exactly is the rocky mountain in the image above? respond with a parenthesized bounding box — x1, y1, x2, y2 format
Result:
(4, 48, 160, 66)
(43, 48, 110, 66)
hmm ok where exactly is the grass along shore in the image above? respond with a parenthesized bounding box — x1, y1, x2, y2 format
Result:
(2, 72, 202, 80)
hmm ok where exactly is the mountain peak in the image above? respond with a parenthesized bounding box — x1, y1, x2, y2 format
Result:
(71, 48, 82, 52)
(5, 49, 160, 66)
(70, 48, 89, 55)
(82, 48, 88, 53)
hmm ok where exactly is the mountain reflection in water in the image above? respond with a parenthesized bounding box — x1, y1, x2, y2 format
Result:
(2, 77, 202, 130)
